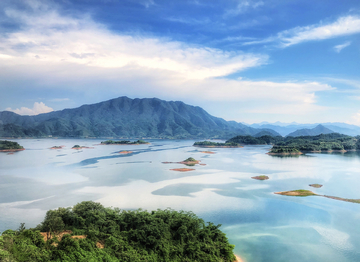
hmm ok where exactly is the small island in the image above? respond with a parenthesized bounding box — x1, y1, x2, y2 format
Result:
(275, 189, 360, 204)
(274, 189, 317, 196)
(193, 141, 242, 148)
(118, 150, 133, 154)
(101, 140, 149, 145)
(201, 151, 216, 154)
(163, 157, 203, 166)
(72, 145, 93, 149)
(251, 175, 269, 180)
(50, 145, 65, 149)
(309, 184, 323, 188)
(267, 146, 302, 155)
(0, 140, 24, 152)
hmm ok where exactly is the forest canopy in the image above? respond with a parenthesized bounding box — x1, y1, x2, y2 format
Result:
(0, 201, 236, 262)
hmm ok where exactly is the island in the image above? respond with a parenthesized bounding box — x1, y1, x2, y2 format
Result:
(0, 140, 24, 152)
(251, 175, 269, 180)
(274, 189, 360, 204)
(267, 133, 359, 154)
(163, 157, 203, 166)
(101, 139, 149, 145)
(118, 150, 133, 154)
(309, 184, 323, 188)
(193, 141, 243, 148)
(274, 189, 317, 196)
(50, 145, 65, 149)
(201, 151, 216, 154)
(71, 145, 93, 149)
(0, 201, 237, 262)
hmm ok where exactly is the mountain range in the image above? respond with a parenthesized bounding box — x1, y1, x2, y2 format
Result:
(0, 97, 280, 139)
(1, 97, 359, 139)
(248, 122, 360, 137)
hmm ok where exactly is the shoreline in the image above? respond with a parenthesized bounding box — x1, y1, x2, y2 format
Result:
(0, 148, 25, 152)
(234, 254, 244, 262)
(193, 145, 243, 148)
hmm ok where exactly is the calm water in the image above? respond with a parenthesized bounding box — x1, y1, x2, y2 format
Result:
(1, 139, 360, 261)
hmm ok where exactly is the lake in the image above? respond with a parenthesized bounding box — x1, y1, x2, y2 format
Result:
(1, 139, 360, 261)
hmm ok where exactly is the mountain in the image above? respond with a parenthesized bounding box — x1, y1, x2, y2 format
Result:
(248, 122, 360, 136)
(0, 97, 277, 139)
(286, 124, 335, 137)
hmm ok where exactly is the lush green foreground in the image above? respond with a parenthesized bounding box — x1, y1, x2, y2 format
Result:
(0, 201, 236, 262)
(0, 140, 23, 150)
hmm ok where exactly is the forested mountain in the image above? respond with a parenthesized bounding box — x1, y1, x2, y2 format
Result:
(0, 97, 279, 139)
(287, 124, 334, 137)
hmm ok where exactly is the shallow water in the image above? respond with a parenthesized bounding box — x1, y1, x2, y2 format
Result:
(1, 139, 360, 261)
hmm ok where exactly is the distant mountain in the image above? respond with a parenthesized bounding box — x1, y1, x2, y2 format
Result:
(287, 124, 335, 137)
(0, 97, 275, 139)
(248, 122, 360, 136)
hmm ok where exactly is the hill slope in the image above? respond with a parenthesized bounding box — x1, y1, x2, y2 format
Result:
(0, 97, 273, 139)
(287, 124, 334, 137)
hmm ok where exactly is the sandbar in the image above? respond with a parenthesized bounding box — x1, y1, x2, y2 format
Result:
(201, 151, 216, 154)
(119, 150, 133, 154)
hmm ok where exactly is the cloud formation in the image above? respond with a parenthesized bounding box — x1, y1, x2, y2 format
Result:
(0, 1, 267, 80)
(244, 16, 360, 48)
(6, 102, 53, 115)
(334, 41, 351, 53)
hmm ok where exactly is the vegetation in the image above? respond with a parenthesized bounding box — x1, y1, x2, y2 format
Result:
(0, 140, 24, 151)
(225, 133, 360, 154)
(183, 157, 197, 162)
(101, 140, 148, 145)
(193, 141, 240, 147)
(0, 201, 236, 262)
(226, 135, 283, 145)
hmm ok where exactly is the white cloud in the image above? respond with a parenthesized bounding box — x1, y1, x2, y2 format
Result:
(334, 41, 351, 53)
(225, 1, 264, 17)
(279, 16, 360, 47)
(6, 102, 53, 115)
(348, 110, 360, 125)
(0, 2, 267, 81)
(243, 16, 360, 47)
(0, 0, 335, 119)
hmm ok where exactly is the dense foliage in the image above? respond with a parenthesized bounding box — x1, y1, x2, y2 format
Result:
(226, 135, 283, 145)
(0, 140, 23, 150)
(225, 133, 360, 153)
(270, 133, 360, 153)
(193, 141, 239, 147)
(101, 140, 148, 145)
(0, 201, 236, 262)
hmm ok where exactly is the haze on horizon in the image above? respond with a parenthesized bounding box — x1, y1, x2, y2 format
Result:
(1, 0, 360, 125)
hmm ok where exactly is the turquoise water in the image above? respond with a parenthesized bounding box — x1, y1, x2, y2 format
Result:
(1, 139, 360, 261)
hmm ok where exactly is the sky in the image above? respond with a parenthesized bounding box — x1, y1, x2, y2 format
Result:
(1, 0, 360, 125)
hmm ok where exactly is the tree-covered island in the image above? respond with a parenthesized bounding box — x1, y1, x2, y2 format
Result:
(193, 141, 242, 148)
(101, 140, 149, 145)
(0, 140, 24, 152)
(222, 133, 360, 155)
(0, 201, 237, 262)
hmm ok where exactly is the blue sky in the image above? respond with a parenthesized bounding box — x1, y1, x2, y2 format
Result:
(1, 0, 360, 124)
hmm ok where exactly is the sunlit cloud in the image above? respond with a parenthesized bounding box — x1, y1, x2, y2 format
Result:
(334, 41, 351, 53)
(6, 102, 53, 115)
(0, 1, 267, 81)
